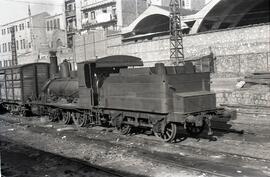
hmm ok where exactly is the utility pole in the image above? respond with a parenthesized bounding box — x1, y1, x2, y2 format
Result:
(169, 0, 184, 65)
(10, 26, 18, 65)
(28, 4, 35, 61)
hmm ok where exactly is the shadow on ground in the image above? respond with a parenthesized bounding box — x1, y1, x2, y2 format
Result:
(0, 137, 148, 177)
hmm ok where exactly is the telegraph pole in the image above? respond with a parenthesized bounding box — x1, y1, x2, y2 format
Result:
(10, 26, 18, 65)
(169, 0, 184, 65)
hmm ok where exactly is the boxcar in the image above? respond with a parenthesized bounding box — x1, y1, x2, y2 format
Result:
(0, 63, 50, 114)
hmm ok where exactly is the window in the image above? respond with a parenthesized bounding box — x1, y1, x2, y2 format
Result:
(8, 42, 11, 51)
(112, 7, 116, 16)
(90, 11, 95, 20)
(19, 24, 21, 30)
(57, 19, 60, 29)
(10, 27, 13, 33)
(68, 4, 72, 11)
(21, 23, 24, 30)
(50, 20, 53, 30)
(2, 43, 7, 52)
(23, 39, 26, 49)
(29, 42, 31, 48)
(0, 44, 1, 53)
(20, 40, 23, 49)
(113, 24, 117, 31)
(27, 22, 30, 28)
(0, 61, 2, 67)
(53, 19, 57, 29)
(102, 7, 107, 13)
(84, 12, 88, 19)
(182, 0, 185, 7)
(16, 40, 19, 50)
(15, 25, 18, 32)
(7, 28, 10, 34)
(47, 21, 50, 31)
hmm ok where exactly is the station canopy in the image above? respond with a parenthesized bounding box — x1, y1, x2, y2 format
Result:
(122, 0, 270, 38)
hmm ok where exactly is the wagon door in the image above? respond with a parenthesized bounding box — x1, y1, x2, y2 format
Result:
(21, 65, 36, 103)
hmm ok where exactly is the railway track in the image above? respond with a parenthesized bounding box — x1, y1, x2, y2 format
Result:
(1, 114, 270, 177)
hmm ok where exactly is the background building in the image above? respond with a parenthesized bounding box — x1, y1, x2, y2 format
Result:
(81, 0, 148, 33)
(45, 13, 67, 50)
(0, 12, 49, 67)
(36, 13, 69, 63)
(65, 0, 82, 48)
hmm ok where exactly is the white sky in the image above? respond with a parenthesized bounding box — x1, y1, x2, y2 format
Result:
(0, 0, 64, 25)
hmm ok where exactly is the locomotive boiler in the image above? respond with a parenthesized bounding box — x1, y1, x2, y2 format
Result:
(43, 59, 79, 104)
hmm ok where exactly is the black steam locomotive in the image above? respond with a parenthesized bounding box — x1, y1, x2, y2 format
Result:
(0, 54, 234, 142)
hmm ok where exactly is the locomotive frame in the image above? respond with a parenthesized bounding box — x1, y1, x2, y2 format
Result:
(0, 55, 235, 142)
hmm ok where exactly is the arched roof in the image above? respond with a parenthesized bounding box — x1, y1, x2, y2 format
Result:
(122, 0, 270, 37)
(122, 5, 195, 35)
(191, 0, 270, 33)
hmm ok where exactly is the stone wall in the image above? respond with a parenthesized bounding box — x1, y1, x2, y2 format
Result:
(184, 24, 270, 57)
(107, 36, 170, 66)
(216, 85, 270, 107)
(74, 23, 270, 73)
(109, 23, 270, 70)
(214, 52, 270, 77)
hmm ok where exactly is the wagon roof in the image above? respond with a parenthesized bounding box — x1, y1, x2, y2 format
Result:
(78, 55, 144, 68)
(0, 62, 49, 70)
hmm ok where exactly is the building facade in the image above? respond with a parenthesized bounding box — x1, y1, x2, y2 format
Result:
(45, 13, 67, 50)
(81, 0, 148, 32)
(65, 0, 82, 48)
(0, 12, 49, 67)
(45, 13, 75, 68)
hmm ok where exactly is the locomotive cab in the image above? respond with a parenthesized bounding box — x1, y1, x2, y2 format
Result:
(77, 55, 143, 108)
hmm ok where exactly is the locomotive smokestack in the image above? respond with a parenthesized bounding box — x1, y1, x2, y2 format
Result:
(49, 51, 59, 78)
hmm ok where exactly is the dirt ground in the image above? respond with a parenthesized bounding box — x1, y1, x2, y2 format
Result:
(0, 113, 270, 177)
(1, 138, 134, 177)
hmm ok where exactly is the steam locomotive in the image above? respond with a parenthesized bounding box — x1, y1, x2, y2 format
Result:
(0, 53, 234, 142)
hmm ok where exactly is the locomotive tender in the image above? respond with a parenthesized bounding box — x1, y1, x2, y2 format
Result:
(0, 54, 233, 142)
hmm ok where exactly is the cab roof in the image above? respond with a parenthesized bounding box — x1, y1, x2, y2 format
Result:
(78, 55, 144, 68)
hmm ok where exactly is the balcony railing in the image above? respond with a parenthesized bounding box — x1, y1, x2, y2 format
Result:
(65, 10, 76, 18)
(82, 14, 117, 29)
